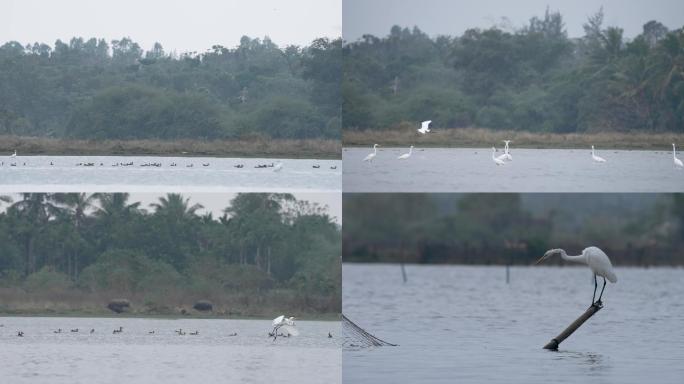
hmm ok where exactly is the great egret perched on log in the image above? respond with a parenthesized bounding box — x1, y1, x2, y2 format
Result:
(271, 315, 298, 341)
(363, 144, 379, 162)
(591, 145, 606, 163)
(536, 246, 617, 306)
(417, 120, 431, 134)
(492, 147, 505, 166)
(397, 146, 413, 160)
(673, 143, 683, 168)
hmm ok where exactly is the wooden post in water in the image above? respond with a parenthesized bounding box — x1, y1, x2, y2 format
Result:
(543, 302, 602, 350)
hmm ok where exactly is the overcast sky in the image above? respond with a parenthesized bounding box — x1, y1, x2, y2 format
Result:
(1, 0, 341, 52)
(344, 0, 684, 41)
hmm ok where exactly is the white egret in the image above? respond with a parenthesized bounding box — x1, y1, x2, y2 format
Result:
(272, 315, 298, 341)
(417, 120, 432, 134)
(492, 147, 505, 166)
(591, 145, 606, 163)
(496, 140, 513, 162)
(363, 144, 379, 162)
(10, 150, 16, 158)
(672, 143, 683, 168)
(536, 246, 617, 306)
(397, 146, 414, 160)
(273, 162, 283, 172)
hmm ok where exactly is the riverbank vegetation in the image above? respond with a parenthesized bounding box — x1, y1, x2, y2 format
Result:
(0, 193, 341, 317)
(0, 36, 340, 143)
(343, 8, 684, 139)
(343, 194, 684, 265)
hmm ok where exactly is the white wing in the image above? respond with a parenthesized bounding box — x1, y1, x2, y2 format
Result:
(421, 120, 431, 129)
(281, 324, 299, 336)
(273, 315, 285, 326)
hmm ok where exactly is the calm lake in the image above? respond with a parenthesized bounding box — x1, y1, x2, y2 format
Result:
(343, 147, 684, 192)
(343, 264, 684, 384)
(0, 156, 341, 192)
(0, 317, 340, 384)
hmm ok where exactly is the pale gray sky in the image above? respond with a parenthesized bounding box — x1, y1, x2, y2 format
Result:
(343, 0, 684, 41)
(1, 0, 341, 52)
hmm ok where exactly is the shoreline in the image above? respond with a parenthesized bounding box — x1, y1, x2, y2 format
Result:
(0, 136, 341, 159)
(0, 312, 341, 321)
(343, 128, 684, 150)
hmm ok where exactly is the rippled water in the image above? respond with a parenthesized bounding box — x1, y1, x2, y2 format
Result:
(343, 264, 684, 383)
(343, 147, 684, 192)
(0, 156, 341, 192)
(0, 317, 340, 384)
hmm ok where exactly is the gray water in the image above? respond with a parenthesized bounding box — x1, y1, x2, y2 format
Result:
(0, 156, 341, 192)
(343, 264, 684, 384)
(0, 317, 340, 384)
(343, 147, 684, 192)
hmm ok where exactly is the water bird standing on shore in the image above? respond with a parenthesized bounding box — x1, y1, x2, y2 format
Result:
(272, 315, 298, 341)
(363, 144, 379, 162)
(672, 143, 683, 168)
(492, 147, 505, 166)
(535, 246, 617, 306)
(397, 146, 414, 160)
(417, 120, 432, 134)
(591, 145, 606, 163)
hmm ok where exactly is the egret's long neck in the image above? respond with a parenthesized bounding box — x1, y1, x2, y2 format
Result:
(373, 147, 377, 154)
(674, 145, 677, 159)
(591, 147, 595, 156)
(558, 249, 587, 264)
(408, 147, 413, 155)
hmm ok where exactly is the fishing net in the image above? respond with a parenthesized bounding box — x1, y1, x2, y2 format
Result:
(342, 314, 397, 348)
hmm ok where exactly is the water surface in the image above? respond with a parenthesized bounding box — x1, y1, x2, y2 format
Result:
(343, 147, 684, 192)
(0, 317, 340, 384)
(343, 264, 684, 383)
(0, 156, 341, 192)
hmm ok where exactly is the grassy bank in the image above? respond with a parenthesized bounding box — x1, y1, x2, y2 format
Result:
(343, 127, 684, 150)
(0, 288, 340, 320)
(0, 136, 341, 159)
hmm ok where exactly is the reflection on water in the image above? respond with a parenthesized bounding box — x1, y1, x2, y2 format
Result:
(343, 148, 684, 192)
(0, 317, 341, 384)
(0, 156, 341, 192)
(343, 264, 684, 383)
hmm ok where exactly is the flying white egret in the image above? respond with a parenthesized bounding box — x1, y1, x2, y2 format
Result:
(363, 144, 379, 162)
(536, 246, 617, 306)
(417, 120, 432, 134)
(397, 146, 414, 160)
(271, 315, 298, 341)
(10, 150, 16, 158)
(591, 145, 606, 163)
(672, 143, 683, 168)
(273, 162, 283, 172)
(492, 147, 505, 166)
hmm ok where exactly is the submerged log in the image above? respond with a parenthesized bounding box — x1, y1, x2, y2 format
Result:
(107, 299, 130, 314)
(543, 302, 602, 350)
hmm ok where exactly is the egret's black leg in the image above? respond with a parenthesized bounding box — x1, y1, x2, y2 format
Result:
(597, 277, 607, 303)
(592, 275, 598, 305)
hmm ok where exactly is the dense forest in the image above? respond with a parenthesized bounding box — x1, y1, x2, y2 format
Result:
(343, 8, 684, 134)
(0, 36, 341, 140)
(0, 193, 341, 316)
(343, 193, 684, 266)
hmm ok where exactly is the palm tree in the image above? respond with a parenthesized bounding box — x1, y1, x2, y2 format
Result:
(9, 193, 60, 275)
(52, 193, 98, 280)
(150, 193, 203, 221)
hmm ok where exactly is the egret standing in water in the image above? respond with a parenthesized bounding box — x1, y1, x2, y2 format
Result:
(591, 145, 606, 163)
(492, 147, 505, 166)
(417, 120, 431, 134)
(363, 144, 379, 162)
(10, 150, 17, 158)
(397, 146, 413, 160)
(536, 246, 617, 306)
(496, 140, 513, 162)
(271, 315, 298, 341)
(672, 143, 683, 168)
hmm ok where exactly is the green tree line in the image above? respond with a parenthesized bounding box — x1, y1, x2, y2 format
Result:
(343, 8, 684, 134)
(343, 194, 684, 265)
(0, 193, 341, 314)
(0, 36, 341, 140)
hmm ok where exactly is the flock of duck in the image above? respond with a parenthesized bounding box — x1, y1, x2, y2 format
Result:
(361, 121, 684, 169)
(2, 152, 339, 170)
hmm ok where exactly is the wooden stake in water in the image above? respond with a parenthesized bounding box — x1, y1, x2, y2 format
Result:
(543, 302, 603, 350)
(400, 262, 407, 283)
